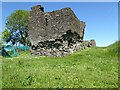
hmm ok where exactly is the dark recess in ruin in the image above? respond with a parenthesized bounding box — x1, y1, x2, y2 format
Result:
(45, 18, 48, 26)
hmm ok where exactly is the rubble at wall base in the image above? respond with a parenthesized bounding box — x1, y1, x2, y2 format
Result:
(30, 32, 96, 56)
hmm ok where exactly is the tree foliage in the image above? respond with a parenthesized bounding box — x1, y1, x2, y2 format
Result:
(2, 10, 30, 45)
(2, 28, 11, 43)
(0, 40, 3, 49)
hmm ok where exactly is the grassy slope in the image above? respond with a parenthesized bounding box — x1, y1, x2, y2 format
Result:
(1, 41, 119, 88)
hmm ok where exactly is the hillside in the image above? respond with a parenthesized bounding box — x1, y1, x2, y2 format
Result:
(1, 41, 119, 88)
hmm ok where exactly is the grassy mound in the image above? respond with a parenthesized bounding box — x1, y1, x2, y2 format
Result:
(1, 41, 119, 88)
(107, 41, 120, 56)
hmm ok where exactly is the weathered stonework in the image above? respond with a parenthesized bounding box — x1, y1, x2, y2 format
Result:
(28, 5, 96, 56)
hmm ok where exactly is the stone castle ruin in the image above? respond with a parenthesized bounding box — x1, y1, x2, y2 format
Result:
(28, 5, 96, 56)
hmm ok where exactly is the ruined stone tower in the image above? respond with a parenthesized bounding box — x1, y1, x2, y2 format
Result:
(28, 5, 96, 56)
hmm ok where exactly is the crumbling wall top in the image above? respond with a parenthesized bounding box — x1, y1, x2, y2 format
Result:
(31, 5, 44, 12)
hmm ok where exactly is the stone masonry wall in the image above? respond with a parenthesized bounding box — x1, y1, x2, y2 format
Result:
(28, 5, 96, 56)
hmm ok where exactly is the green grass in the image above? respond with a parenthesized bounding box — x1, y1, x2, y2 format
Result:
(1, 41, 119, 88)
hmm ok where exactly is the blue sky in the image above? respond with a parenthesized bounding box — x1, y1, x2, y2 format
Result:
(1, 2, 118, 46)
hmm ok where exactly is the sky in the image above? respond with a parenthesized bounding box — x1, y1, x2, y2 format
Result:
(1, 2, 118, 46)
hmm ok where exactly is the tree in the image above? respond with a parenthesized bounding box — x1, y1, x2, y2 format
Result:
(2, 28, 11, 43)
(3, 10, 30, 45)
(0, 41, 3, 49)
